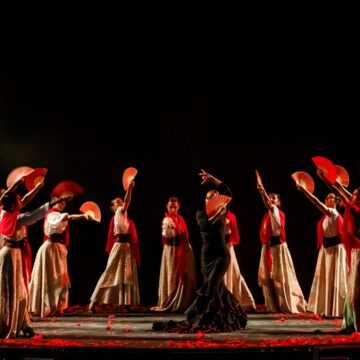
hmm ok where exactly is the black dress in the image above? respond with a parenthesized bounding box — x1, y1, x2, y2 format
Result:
(153, 184, 247, 333)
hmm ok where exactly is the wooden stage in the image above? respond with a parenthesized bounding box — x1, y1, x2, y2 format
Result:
(1, 306, 360, 359)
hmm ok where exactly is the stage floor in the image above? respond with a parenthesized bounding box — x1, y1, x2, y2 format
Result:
(1, 306, 360, 359)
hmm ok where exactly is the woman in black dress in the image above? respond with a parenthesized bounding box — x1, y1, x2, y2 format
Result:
(153, 170, 247, 333)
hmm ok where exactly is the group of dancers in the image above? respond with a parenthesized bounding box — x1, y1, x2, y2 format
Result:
(0, 164, 359, 338)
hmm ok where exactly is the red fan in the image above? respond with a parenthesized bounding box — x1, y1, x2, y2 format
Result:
(291, 171, 315, 193)
(80, 201, 101, 222)
(6, 166, 34, 188)
(122, 167, 138, 191)
(206, 194, 232, 217)
(311, 156, 337, 185)
(25, 167, 48, 191)
(255, 169, 263, 187)
(335, 165, 350, 187)
(51, 180, 84, 198)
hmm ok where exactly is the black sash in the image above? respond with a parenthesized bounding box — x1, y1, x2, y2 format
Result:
(48, 233, 66, 244)
(323, 235, 341, 249)
(165, 236, 180, 246)
(4, 238, 23, 248)
(269, 236, 282, 247)
(116, 233, 131, 243)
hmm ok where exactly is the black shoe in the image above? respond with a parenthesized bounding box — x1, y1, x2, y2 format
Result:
(23, 326, 36, 338)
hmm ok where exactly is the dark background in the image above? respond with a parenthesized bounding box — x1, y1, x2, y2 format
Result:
(1, 22, 358, 307)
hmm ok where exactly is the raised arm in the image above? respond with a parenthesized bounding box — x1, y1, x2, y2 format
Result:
(337, 181, 352, 198)
(257, 182, 273, 211)
(68, 213, 92, 221)
(199, 169, 222, 186)
(317, 169, 351, 206)
(122, 179, 135, 213)
(21, 180, 44, 207)
(297, 185, 332, 216)
(199, 169, 232, 196)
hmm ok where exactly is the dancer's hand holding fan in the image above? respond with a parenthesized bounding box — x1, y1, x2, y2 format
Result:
(335, 165, 350, 187)
(255, 169, 266, 195)
(334, 164, 351, 198)
(312, 156, 337, 185)
(25, 168, 48, 191)
(206, 194, 232, 223)
(291, 171, 315, 194)
(80, 201, 101, 222)
(255, 169, 263, 187)
(122, 167, 138, 191)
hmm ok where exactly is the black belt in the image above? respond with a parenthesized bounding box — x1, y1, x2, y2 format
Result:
(116, 234, 131, 243)
(48, 233, 66, 243)
(166, 237, 180, 246)
(225, 234, 231, 243)
(323, 235, 341, 248)
(269, 236, 282, 247)
(4, 239, 23, 248)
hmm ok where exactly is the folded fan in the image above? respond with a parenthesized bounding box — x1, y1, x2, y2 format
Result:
(80, 201, 101, 222)
(255, 169, 263, 187)
(291, 171, 315, 193)
(206, 194, 232, 217)
(122, 167, 138, 191)
(311, 156, 337, 185)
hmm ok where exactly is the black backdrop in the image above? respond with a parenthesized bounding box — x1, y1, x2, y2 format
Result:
(1, 22, 358, 307)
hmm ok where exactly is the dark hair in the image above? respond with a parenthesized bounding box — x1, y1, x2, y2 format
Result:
(269, 193, 281, 207)
(1, 192, 18, 211)
(168, 196, 180, 204)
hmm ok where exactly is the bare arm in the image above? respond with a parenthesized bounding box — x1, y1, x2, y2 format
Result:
(49, 195, 73, 208)
(297, 185, 331, 216)
(257, 183, 273, 211)
(317, 169, 351, 206)
(337, 181, 352, 198)
(21, 180, 44, 207)
(122, 179, 135, 213)
(198, 169, 222, 186)
(68, 213, 91, 221)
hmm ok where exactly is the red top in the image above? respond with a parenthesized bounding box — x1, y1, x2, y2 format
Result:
(0, 209, 20, 237)
(161, 213, 189, 281)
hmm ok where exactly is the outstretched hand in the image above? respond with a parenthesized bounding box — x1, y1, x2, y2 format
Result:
(84, 213, 93, 221)
(128, 179, 135, 189)
(199, 169, 212, 185)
